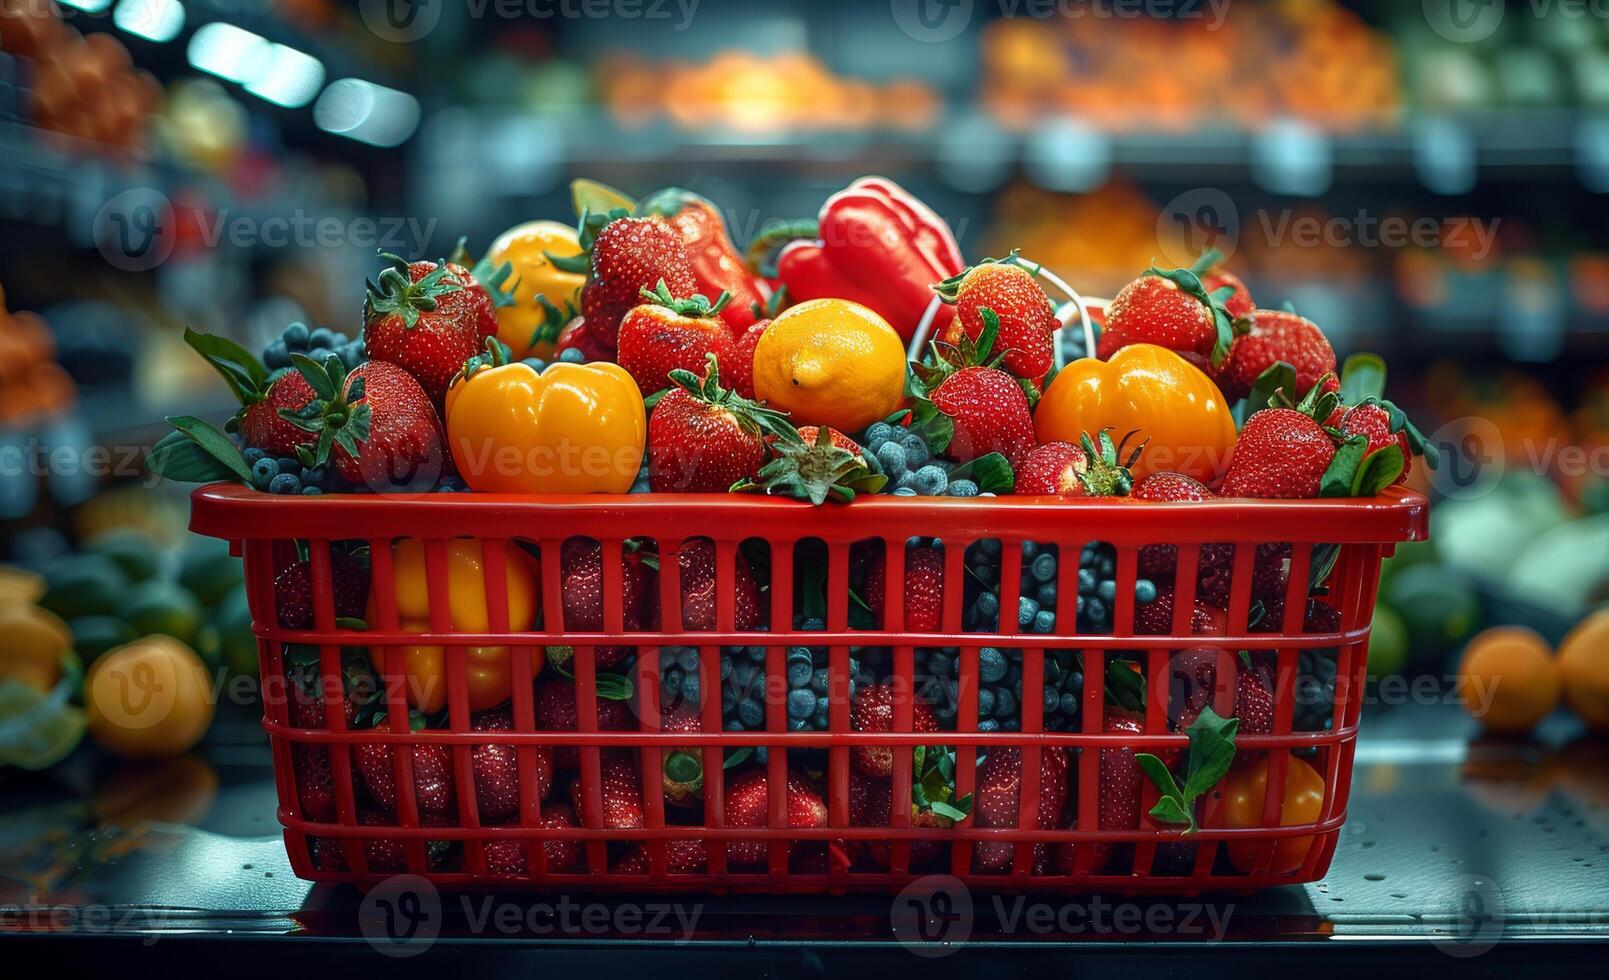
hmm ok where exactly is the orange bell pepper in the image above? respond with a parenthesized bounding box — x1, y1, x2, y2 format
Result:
(1035, 343, 1236, 483)
(368, 538, 542, 714)
(445, 342, 646, 494)
(1218, 754, 1326, 874)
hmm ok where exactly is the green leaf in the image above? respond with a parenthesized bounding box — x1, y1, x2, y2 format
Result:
(335, 617, 369, 631)
(572, 178, 637, 219)
(1237, 361, 1296, 428)
(1320, 434, 1369, 498)
(183, 327, 267, 402)
(163, 416, 254, 483)
(0, 678, 86, 771)
(1309, 543, 1341, 592)
(723, 746, 753, 769)
(146, 429, 239, 483)
(1352, 444, 1406, 497)
(1100, 657, 1146, 713)
(930, 798, 970, 822)
(1339, 352, 1386, 404)
(1148, 795, 1194, 828)
(1180, 706, 1239, 800)
(290, 353, 338, 401)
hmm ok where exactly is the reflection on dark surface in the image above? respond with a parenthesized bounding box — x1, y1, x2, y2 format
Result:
(0, 702, 1605, 944)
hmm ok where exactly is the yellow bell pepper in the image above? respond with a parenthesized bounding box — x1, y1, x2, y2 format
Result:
(368, 538, 543, 714)
(0, 601, 72, 693)
(483, 220, 588, 360)
(1036, 343, 1236, 484)
(446, 344, 646, 495)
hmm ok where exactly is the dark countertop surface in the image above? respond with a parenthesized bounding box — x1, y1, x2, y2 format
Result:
(2, 700, 1606, 976)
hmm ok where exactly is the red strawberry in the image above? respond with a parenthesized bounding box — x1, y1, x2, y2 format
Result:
(285, 650, 379, 822)
(648, 355, 785, 493)
(1169, 648, 1275, 734)
(1134, 586, 1229, 636)
(792, 426, 863, 457)
(353, 717, 457, 817)
(929, 366, 1037, 465)
(483, 804, 584, 875)
(612, 838, 708, 875)
(1097, 267, 1234, 370)
(554, 314, 612, 363)
(1253, 595, 1342, 636)
(860, 543, 945, 633)
(286, 358, 450, 492)
(935, 259, 1057, 381)
(729, 318, 769, 398)
(1214, 310, 1336, 402)
(972, 746, 1068, 872)
(1132, 471, 1215, 577)
(559, 538, 652, 669)
(182, 328, 317, 456)
(1196, 541, 1291, 609)
(1220, 408, 1337, 499)
(581, 216, 697, 352)
(1338, 402, 1411, 484)
(659, 703, 704, 806)
(534, 676, 636, 768)
(274, 553, 369, 630)
(617, 281, 737, 396)
(363, 255, 497, 405)
(657, 537, 764, 633)
(1014, 442, 1088, 496)
(849, 682, 940, 778)
(848, 769, 954, 868)
(471, 709, 552, 824)
(1199, 266, 1254, 320)
(723, 769, 828, 866)
(570, 749, 644, 830)
(611, 846, 650, 875)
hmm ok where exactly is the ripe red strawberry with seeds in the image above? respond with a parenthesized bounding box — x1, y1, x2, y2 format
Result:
(352, 714, 457, 817)
(471, 709, 552, 824)
(860, 543, 946, 633)
(363, 254, 502, 405)
(182, 328, 317, 456)
(535, 676, 636, 768)
(729, 318, 769, 398)
(1097, 266, 1237, 370)
(1199, 267, 1254, 320)
(847, 766, 961, 868)
(283, 357, 450, 492)
(1195, 541, 1291, 609)
(648, 354, 788, 493)
(1214, 309, 1336, 402)
(285, 650, 379, 821)
(1014, 442, 1088, 496)
(617, 280, 737, 395)
(934, 256, 1057, 382)
(930, 366, 1037, 465)
(642, 537, 765, 633)
(570, 749, 645, 830)
(1134, 585, 1230, 636)
(580, 214, 698, 352)
(313, 811, 454, 873)
(1131, 471, 1215, 577)
(972, 746, 1068, 872)
(559, 538, 653, 669)
(483, 804, 584, 875)
(659, 703, 705, 806)
(1220, 407, 1338, 499)
(1337, 401, 1412, 484)
(849, 682, 940, 778)
(554, 314, 613, 363)
(724, 769, 828, 866)
(274, 552, 369, 630)
(1169, 648, 1275, 735)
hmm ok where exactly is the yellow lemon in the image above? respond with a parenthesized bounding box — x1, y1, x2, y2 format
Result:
(1456, 626, 1558, 735)
(86, 637, 215, 759)
(753, 299, 906, 433)
(484, 219, 587, 360)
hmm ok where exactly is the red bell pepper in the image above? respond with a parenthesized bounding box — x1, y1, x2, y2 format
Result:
(773, 177, 965, 341)
(637, 187, 766, 334)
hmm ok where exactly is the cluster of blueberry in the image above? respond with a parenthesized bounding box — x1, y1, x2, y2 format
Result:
(964, 540, 1159, 635)
(862, 422, 982, 498)
(263, 323, 365, 374)
(243, 447, 334, 495)
(1294, 650, 1339, 732)
(710, 618, 871, 757)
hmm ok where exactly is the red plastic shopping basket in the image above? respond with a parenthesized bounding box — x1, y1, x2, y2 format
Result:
(191, 483, 1426, 894)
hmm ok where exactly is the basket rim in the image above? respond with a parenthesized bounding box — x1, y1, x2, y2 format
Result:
(189, 482, 1428, 544)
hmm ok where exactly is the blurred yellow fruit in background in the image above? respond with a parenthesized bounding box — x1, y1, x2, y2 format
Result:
(86, 637, 215, 759)
(1558, 610, 1609, 732)
(1456, 626, 1559, 734)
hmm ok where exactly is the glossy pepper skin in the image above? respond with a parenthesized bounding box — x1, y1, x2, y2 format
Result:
(368, 538, 542, 714)
(638, 187, 765, 335)
(1035, 343, 1236, 484)
(1218, 754, 1326, 874)
(775, 177, 965, 342)
(445, 351, 646, 495)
